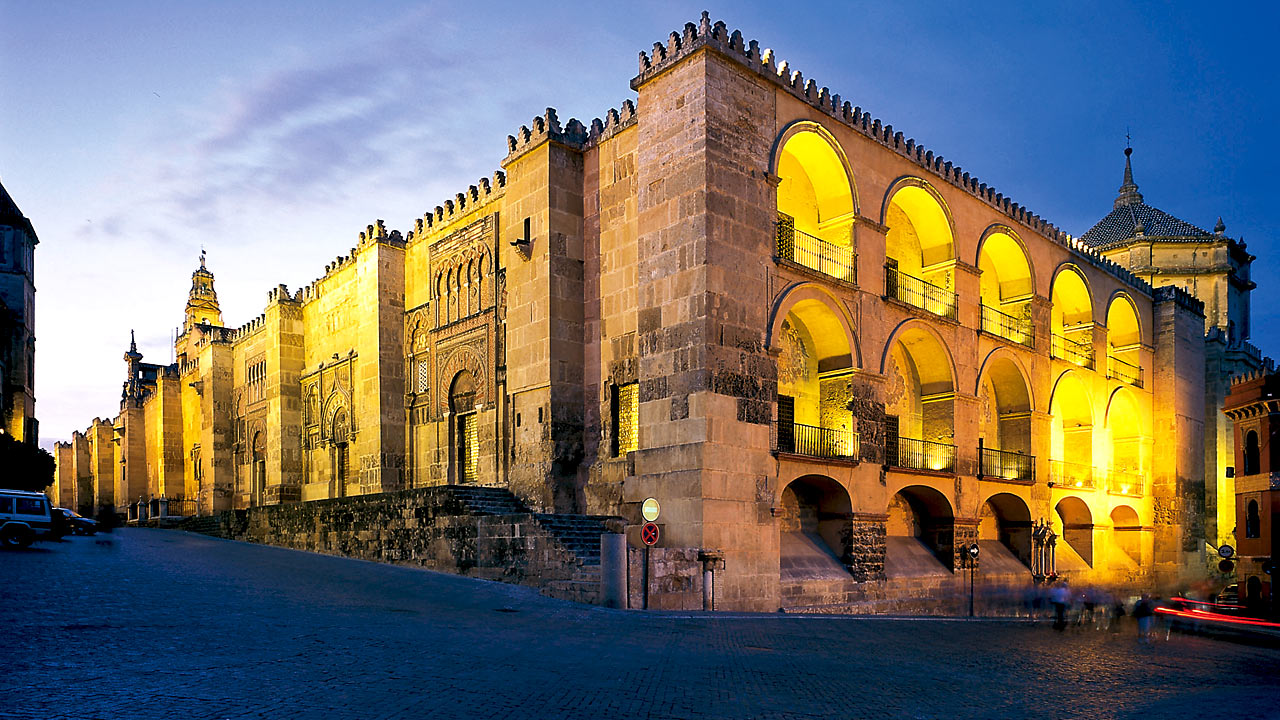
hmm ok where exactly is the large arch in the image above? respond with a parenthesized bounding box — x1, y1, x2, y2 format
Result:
(1050, 264, 1095, 368)
(979, 492, 1033, 570)
(976, 350, 1034, 482)
(1055, 496, 1093, 568)
(882, 321, 957, 471)
(1105, 387, 1148, 494)
(882, 178, 956, 316)
(771, 285, 860, 459)
(1110, 505, 1141, 564)
(977, 226, 1035, 346)
(778, 475, 854, 581)
(1105, 292, 1143, 386)
(1049, 370, 1094, 488)
(766, 283, 862, 368)
(886, 484, 956, 575)
(772, 122, 857, 281)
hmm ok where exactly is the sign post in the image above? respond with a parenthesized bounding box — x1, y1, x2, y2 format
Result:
(641, 503, 660, 610)
(967, 542, 980, 617)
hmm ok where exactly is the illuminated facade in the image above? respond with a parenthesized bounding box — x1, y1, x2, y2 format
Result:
(57, 13, 1249, 610)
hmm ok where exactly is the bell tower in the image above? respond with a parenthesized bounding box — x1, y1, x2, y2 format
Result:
(184, 250, 223, 333)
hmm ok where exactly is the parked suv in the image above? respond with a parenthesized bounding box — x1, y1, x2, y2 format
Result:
(0, 489, 56, 548)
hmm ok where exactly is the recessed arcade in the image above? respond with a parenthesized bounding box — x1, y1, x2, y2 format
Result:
(977, 353, 1034, 483)
(1050, 265, 1095, 369)
(883, 324, 956, 473)
(773, 290, 858, 461)
(883, 180, 957, 319)
(773, 124, 857, 283)
(977, 228, 1035, 347)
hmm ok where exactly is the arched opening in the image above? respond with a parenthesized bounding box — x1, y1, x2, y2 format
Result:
(977, 230, 1034, 347)
(774, 127, 856, 282)
(977, 355, 1034, 482)
(884, 182, 957, 319)
(1055, 496, 1093, 568)
(1105, 295, 1142, 388)
(1246, 499, 1260, 539)
(1246, 576, 1266, 608)
(251, 431, 266, 506)
(886, 485, 956, 575)
(450, 370, 478, 484)
(1245, 430, 1260, 476)
(775, 298, 857, 460)
(331, 410, 350, 497)
(1050, 371, 1094, 488)
(1051, 267, 1094, 368)
(884, 326, 956, 472)
(778, 475, 853, 581)
(1110, 505, 1141, 564)
(978, 493, 1032, 571)
(1106, 389, 1147, 496)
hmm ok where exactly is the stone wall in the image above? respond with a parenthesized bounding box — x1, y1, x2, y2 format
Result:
(185, 487, 603, 603)
(626, 547, 705, 610)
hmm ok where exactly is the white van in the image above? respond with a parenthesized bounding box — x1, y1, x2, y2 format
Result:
(0, 489, 55, 548)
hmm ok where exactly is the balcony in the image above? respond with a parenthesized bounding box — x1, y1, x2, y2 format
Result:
(978, 447, 1035, 484)
(890, 436, 956, 473)
(1051, 333, 1094, 369)
(885, 265, 958, 320)
(1107, 356, 1144, 388)
(774, 421, 859, 461)
(1048, 459, 1095, 490)
(980, 304, 1034, 349)
(1105, 468, 1145, 497)
(775, 215, 857, 284)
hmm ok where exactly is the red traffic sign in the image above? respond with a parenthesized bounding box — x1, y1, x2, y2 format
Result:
(641, 522, 660, 547)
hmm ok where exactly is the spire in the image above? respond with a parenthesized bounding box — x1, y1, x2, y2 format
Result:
(1114, 146, 1144, 209)
(129, 329, 138, 355)
(184, 253, 223, 331)
(1215, 217, 1226, 236)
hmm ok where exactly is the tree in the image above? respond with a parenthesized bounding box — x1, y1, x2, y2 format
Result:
(0, 433, 55, 492)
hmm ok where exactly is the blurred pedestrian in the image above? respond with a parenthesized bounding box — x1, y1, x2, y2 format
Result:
(1050, 580, 1070, 631)
(1133, 593, 1155, 643)
(1109, 594, 1126, 634)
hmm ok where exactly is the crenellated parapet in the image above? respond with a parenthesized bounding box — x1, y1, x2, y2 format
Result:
(1152, 284, 1205, 315)
(505, 108, 590, 164)
(635, 11, 1157, 298)
(408, 171, 508, 243)
(584, 100, 638, 147)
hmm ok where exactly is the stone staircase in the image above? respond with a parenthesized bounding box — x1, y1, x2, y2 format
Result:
(178, 514, 224, 537)
(533, 513, 616, 566)
(448, 485, 532, 516)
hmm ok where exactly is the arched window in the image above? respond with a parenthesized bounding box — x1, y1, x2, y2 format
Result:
(450, 371, 478, 483)
(1245, 430, 1260, 476)
(1246, 499, 1261, 539)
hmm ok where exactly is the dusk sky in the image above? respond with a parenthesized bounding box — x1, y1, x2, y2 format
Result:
(3, 1, 1277, 448)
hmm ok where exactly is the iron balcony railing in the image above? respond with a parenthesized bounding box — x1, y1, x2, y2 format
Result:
(775, 215, 857, 284)
(885, 265, 958, 320)
(979, 447, 1035, 483)
(1106, 468, 1145, 497)
(891, 436, 956, 473)
(1048, 459, 1095, 490)
(1107, 355, 1144, 388)
(1051, 333, 1095, 369)
(774, 421, 859, 460)
(980, 304, 1034, 348)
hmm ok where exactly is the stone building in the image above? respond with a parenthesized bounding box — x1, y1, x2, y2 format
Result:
(1222, 368, 1278, 607)
(1079, 151, 1265, 551)
(0, 180, 38, 446)
(58, 13, 1260, 610)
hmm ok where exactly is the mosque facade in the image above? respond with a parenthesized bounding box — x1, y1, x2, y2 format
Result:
(52, 14, 1263, 610)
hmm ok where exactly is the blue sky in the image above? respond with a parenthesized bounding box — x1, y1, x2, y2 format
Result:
(2, 1, 1277, 446)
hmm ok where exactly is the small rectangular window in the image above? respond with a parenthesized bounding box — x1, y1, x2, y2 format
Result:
(614, 382, 639, 456)
(0, 497, 13, 514)
(16, 497, 45, 515)
(417, 359, 430, 394)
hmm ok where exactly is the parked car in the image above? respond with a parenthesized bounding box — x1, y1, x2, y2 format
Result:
(52, 507, 97, 536)
(0, 489, 56, 548)
(1212, 583, 1241, 605)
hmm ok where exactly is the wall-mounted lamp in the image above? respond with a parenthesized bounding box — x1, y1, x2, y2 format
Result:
(511, 217, 533, 258)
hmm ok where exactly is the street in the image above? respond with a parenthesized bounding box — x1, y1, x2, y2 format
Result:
(2, 529, 1277, 719)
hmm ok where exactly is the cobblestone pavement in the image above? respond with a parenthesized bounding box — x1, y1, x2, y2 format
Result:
(2, 529, 1278, 720)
